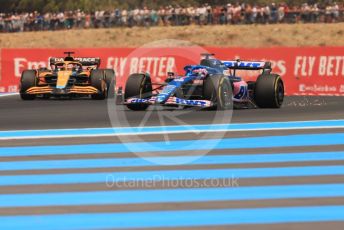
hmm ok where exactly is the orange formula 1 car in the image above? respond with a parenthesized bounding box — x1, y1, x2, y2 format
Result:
(19, 52, 115, 100)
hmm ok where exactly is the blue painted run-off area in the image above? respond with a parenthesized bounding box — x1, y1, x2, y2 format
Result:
(0, 119, 343, 138)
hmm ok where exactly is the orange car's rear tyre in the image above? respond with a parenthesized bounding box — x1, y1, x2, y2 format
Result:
(90, 70, 107, 100)
(20, 70, 37, 100)
(104, 69, 116, 98)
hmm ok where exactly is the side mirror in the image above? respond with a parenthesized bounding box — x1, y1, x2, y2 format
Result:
(263, 62, 272, 74)
(167, 72, 175, 77)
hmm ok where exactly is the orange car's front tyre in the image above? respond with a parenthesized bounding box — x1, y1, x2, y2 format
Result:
(20, 70, 37, 100)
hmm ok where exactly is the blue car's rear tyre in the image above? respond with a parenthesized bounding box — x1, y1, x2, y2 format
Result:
(203, 74, 232, 110)
(254, 74, 284, 108)
(125, 74, 152, 111)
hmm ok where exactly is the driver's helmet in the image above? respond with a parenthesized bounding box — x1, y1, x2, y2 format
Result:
(54, 63, 65, 71)
(192, 67, 208, 77)
(66, 63, 74, 70)
(66, 63, 79, 71)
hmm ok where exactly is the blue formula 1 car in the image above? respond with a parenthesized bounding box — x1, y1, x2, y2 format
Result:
(123, 54, 284, 110)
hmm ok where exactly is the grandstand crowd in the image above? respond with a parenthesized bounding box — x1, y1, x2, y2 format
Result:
(0, 2, 343, 32)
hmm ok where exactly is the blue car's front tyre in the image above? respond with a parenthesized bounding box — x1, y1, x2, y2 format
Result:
(203, 74, 233, 110)
(125, 73, 152, 111)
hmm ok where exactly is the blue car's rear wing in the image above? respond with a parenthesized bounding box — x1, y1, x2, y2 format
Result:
(222, 60, 272, 72)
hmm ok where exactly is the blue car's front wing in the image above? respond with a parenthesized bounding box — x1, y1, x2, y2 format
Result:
(125, 96, 213, 108)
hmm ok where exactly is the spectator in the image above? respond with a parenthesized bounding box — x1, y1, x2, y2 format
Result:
(226, 4, 233, 24)
(66, 11, 74, 29)
(301, 3, 311, 22)
(270, 3, 278, 23)
(57, 11, 65, 29)
(278, 3, 286, 23)
(84, 12, 91, 28)
(332, 2, 340, 22)
(121, 9, 127, 26)
(206, 3, 213, 25)
(185, 5, 194, 25)
(263, 5, 271, 23)
(310, 4, 319, 23)
(198, 4, 207, 25)
(251, 4, 258, 23)
(244, 4, 252, 24)
(232, 3, 242, 24)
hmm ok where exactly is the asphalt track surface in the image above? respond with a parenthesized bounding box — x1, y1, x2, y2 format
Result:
(0, 95, 343, 130)
(0, 94, 343, 230)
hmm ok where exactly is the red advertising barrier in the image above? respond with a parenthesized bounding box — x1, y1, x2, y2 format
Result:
(1, 47, 344, 95)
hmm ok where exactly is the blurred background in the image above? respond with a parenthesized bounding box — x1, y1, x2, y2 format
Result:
(0, 0, 342, 32)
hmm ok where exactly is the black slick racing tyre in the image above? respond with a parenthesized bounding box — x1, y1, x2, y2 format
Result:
(254, 74, 284, 108)
(104, 69, 116, 98)
(125, 73, 152, 111)
(20, 70, 37, 100)
(90, 69, 107, 100)
(203, 74, 232, 110)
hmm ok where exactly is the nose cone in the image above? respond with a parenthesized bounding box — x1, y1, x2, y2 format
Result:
(156, 94, 168, 103)
(56, 71, 72, 89)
